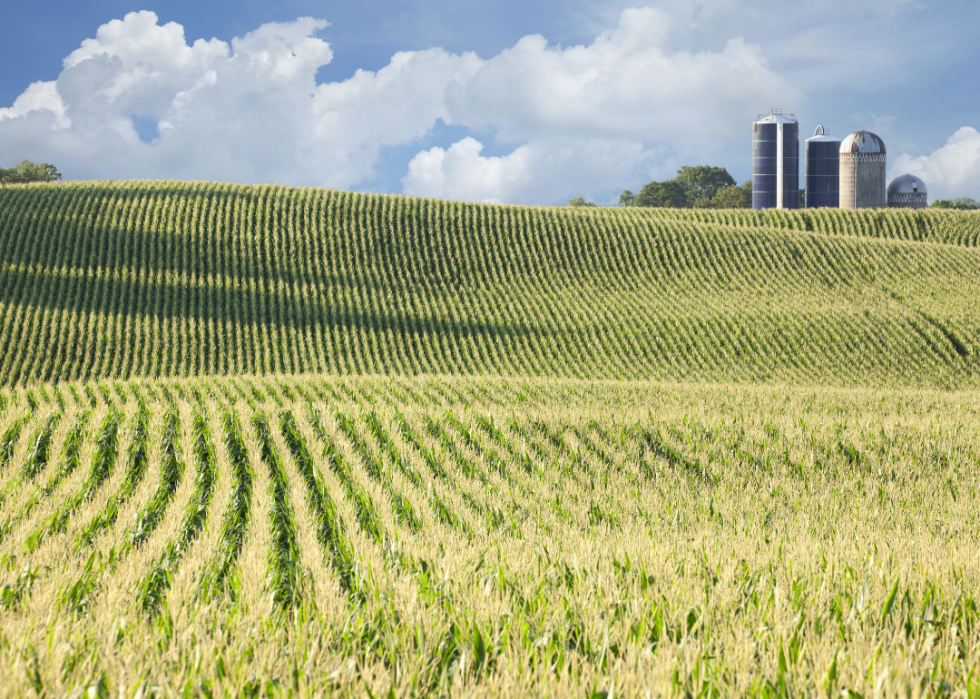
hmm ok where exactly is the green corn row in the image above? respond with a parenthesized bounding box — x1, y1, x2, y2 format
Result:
(0, 181, 977, 389)
(334, 410, 423, 532)
(138, 405, 217, 613)
(198, 408, 254, 601)
(305, 405, 385, 545)
(127, 406, 183, 549)
(73, 399, 150, 550)
(24, 408, 121, 552)
(252, 411, 302, 610)
(366, 411, 467, 535)
(278, 410, 359, 597)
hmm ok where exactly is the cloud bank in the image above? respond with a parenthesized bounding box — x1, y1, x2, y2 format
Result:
(0, 12, 482, 188)
(2, 7, 973, 204)
(891, 128, 980, 202)
(0, 8, 802, 203)
(404, 8, 800, 203)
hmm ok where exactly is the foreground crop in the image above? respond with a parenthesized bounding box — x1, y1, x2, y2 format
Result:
(0, 375, 977, 696)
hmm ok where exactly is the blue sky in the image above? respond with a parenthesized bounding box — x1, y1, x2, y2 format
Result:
(2, 0, 978, 204)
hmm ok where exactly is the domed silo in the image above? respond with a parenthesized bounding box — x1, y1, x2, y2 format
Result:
(753, 110, 800, 210)
(805, 126, 841, 208)
(839, 131, 887, 209)
(887, 174, 928, 209)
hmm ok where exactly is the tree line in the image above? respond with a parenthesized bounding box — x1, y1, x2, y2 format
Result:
(568, 165, 752, 208)
(931, 198, 978, 210)
(0, 160, 62, 185)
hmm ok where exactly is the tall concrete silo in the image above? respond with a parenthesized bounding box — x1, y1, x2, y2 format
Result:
(887, 174, 928, 209)
(805, 125, 841, 208)
(839, 131, 887, 209)
(753, 110, 799, 210)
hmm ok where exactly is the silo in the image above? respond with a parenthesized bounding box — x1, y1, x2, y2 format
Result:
(805, 126, 840, 208)
(752, 110, 799, 209)
(839, 131, 886, 209)
(887, 174, 928, 209)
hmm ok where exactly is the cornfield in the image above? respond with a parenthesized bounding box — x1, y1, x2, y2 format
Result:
(1, 180, 979, 696)
(0, 377, 977, 695)
(0, 180, 978, 387)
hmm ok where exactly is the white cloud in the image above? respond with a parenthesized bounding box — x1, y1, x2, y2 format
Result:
(311, 49, 481, 187)
(403, 137, 530, 204)
(0, 8, 796, 202)
(590, 0, 960, 96)
(0, 81, 69, 129)
(891, 127, 980, 201)
(444, 8, 797, 144)
(0, 11, 479, 186)
(403, 136, 649, 204)
(407, 7, 799, 203)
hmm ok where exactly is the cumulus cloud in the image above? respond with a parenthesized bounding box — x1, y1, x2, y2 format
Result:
(0, 11, 480, 186)
(624, 0, 952, 91)
(0, 80, 69, 128)
(410, 7, 800, 203)
(444, 8, 795, 143)
(404, 138, 531, 204)
(0, 7, 797, 202)
(890, 127, 980, 202)
(403, 136, 651, 204)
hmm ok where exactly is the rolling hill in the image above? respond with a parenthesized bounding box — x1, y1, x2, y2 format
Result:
(1, 179, 978, 388)
(2, 180, 980, 696)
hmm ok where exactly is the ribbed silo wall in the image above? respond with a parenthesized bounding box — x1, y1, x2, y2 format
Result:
(888, 193, 928, 209)
(781, 124, 800, 209)
(753, 122, 799, 209)
(840, 154, 887, 209)
(805, 140, 840, 208)
(753, 122, 778, 209)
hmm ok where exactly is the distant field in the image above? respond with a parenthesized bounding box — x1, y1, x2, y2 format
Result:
(0, 180, 978, 387)
(0, 376, 977, 696)
(1, 181, 979, 696)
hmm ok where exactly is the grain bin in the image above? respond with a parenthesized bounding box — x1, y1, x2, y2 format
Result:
(887, 174, 928, 209)
(805, 126, 841, 208)
(839, 131, 886, 209)
(752, 110, 799, 210)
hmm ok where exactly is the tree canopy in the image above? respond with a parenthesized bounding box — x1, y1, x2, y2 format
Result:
(712, 182, 752, 209)
(674, 165, 736, 204)
(0, 160, 62, 185)
(931, 198, 978, 210)
(622, 166, 751, 209)
(567, 196, 598, 207)
(636, 180, 692, 208)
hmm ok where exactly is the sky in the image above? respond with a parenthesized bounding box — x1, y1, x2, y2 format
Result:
(1, 0, 978, 205)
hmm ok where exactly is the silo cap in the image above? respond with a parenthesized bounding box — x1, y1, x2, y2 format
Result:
(841, 131, 886, 155)
(807, 134, 842, 143)
(807, 125, 840, 143)
(755, 110, 798, 125)
(888, 173, 927, 196)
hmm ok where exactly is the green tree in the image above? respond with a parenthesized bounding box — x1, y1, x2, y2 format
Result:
(710, 181, 752, 209)
(931, 199, 978, 210)
(635, 180, 691, 208)
(567, 196, 597, 207)
(0, 160, 62, 184)
(618, 190, 636, 207)
(674, 165, 736, 206)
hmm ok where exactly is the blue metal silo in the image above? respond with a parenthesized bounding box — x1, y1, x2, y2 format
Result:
(752, 110, 799, 210)
(805, 125, 841, 208)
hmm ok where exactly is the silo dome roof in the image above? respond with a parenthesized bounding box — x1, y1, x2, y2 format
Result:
(808, 134, 841, 143)
(840, 131, 886, 155)
(755, 112, 798, 125)
(888, 173, 927, 196)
